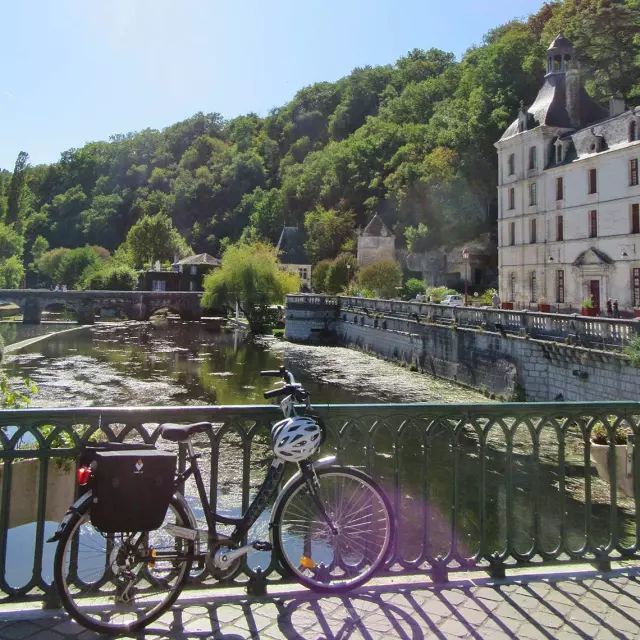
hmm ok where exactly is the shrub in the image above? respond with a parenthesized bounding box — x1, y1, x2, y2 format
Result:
(425, 286, 458, 303)
(325, 253, 357, 295)
(403, 278, 426, 300)
(591, 421, 632, 445)
(624, 334, 640, 365)
(357, 260, 402, 299)
(311, 259, 332, 293)
(85, 264, 139, 290)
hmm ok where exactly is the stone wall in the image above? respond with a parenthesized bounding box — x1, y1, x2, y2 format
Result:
(335, 311, 640, 401)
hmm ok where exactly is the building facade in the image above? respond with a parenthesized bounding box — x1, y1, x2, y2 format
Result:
(357, 214, 396, 267)
(276, 227, 312, 290)
(495, 35, 640, 312)
(138, 254, 220, 292)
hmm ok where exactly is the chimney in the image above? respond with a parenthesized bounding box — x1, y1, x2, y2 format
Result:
(565, 67, 582, 129)
(609, 96, 625, 117)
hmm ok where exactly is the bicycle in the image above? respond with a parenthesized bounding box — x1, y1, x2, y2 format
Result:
(48, 366, 394, 634)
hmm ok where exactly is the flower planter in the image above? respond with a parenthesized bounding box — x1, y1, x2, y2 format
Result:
(581, 307, 598, 317)
(538, 304, 551, 313)
(590, 443, 634, 497)
(501, 302, 514, 310)
(634, 309, 640, 318)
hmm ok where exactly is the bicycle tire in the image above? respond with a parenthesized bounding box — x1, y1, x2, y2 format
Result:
(272, 465, 394, 593)
(53, 493, 195, 634)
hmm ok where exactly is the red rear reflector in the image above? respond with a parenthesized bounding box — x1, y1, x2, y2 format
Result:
(77, 466, 92, 486)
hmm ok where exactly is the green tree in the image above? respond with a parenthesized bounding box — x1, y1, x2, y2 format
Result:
(358, 260, 402, 299)
(202, 241, 299, 333)
(30, 235, 49, 263)
(325, 253, 357, 294)
(6, 151, 29, 226)
(35, 248, 70, 286)
(403, 278, 426, 300)
(57, 246, 106, 289)
(84, 264, 139, 290)
(304, 206, 355, 264)
(0, 224, 24, 260)
(311, 258, 332, 292)
(125, 213, 191, 266)
(0, 256, 25, 289)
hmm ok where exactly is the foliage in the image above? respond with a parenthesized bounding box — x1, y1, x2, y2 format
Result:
(426, 286, 458, 303)
(201, 241, 300, 333)
(57, 246, 108, 289)
(0, 256, 25, 289)
(34, 248, 70, 286)
(478, 288, 499, 306)
(324, 253, 357, 295)
(403, 278, 426, 300)
(311, 259, 332, 293)
(624, 334, 640, 366)
(30, 235, 49, 263)
(591, 421, 632, 445)
(582, 296, 594, 308)
(6, 2, 640, 269)
(84, 264, 139, 290)
(125, 213, 192, 266)
(358, 260, 403, 299)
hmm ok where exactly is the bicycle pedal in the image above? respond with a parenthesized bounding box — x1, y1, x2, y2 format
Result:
(252, 541, 272, 552)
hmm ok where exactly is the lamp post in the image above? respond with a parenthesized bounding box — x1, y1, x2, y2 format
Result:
(346, 263, 351, 294)
(462, 247, 469, 306)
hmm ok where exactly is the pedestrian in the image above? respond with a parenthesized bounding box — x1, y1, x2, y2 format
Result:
(54, 283, 60, 292)
(606, 298, 613, 317)
(492, 292, 501, 309)
(613, 299, 620, 318)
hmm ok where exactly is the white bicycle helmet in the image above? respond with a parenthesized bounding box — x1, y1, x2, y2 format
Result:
(271, 416, 322, 462)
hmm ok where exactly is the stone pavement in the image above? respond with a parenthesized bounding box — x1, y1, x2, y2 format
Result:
(1, 566, 640, 639)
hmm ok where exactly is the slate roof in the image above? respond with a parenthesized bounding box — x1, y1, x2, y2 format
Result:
(500, 73, 608, 141)
(547, 34, 574, 52)
(276, 227, 310, 264)
(362, 214, 393, 237)
(174, 253, 221, 267)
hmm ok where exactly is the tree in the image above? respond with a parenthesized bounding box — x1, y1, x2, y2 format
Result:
(30, 235, 49, 263)
(84, 264, 139, 290)
(6, 151, 29, 226)
(0, 224, 24, 260)
(358, 260, 402, 299)
(0, 256, 25, 289)
(57, 246, 107, 289)
(311, 259, 332, 292)
(125, 213, 191, 266)
(202, 241, 300, 333)
(325, 253, 357, 294)
(304, 206, 355, 264)
(403, 278, 426, 300)
(35, 248, 70, 286)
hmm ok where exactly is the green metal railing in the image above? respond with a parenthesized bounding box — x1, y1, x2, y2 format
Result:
(0, 402, 638, 600)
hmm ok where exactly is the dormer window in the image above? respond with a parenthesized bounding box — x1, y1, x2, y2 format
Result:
(508, 153, 515, 175)
(631, 120, 638, 142)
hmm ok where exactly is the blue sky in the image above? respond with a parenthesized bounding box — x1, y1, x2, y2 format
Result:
(0, 0, 545, 171)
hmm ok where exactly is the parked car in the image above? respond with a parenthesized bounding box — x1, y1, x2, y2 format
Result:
(441, 294, 464, 307)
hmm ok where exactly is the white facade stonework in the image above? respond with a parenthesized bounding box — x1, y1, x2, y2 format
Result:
(495, 36, 640, 312)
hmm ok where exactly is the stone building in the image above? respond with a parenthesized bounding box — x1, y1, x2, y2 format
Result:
(276, 227, 312, 290)
(495, 35, 640, 312)
(357, 214, 396, 267)
(139, 253, 220, 291)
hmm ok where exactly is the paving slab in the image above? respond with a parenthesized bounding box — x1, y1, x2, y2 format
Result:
(0, 568, 639, 638)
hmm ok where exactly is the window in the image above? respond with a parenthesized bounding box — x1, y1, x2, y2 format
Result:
(557, 270, 565, 304)
(298, 268, 308, 280)
(510, 273, 516, 302)
(529, 146, 537, 170)
(589, 210, 598, 238)
(530, 218, 537, 244)
(631, 158, 639, 186)
(556, 145, 562, 163)
(556, 215, 564, 241)
(530, 271, 537, 302)
(190, 265, 197, 275)
(634, 268, 640, 307)
(509, 222, 515, 246)
(588, 168, 597, 194)
(508, 187, 515, 210)
(529, 182, 537, 206)
(633, 203, 640, 234)
(556, 176, 563, 201)
(508, 153, 515, 175)
(631, 121, 638, 142)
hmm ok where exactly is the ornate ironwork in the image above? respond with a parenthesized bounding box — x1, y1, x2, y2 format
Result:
(0, 402, 637, 600)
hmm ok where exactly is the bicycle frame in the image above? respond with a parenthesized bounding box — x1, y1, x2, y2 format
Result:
(174, 439, 287, 545)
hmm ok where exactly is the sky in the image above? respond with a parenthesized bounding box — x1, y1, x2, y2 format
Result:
(0, 0, 545, 171)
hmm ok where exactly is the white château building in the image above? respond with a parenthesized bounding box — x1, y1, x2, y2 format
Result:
(495, 35, 640, 312)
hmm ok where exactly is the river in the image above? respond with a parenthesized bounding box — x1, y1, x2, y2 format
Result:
(0, 321, 633, 590)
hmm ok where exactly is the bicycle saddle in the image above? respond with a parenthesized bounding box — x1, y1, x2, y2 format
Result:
(159, 422, 212, 442)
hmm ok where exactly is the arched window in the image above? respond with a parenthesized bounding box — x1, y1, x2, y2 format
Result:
(630, 120, 638, 142)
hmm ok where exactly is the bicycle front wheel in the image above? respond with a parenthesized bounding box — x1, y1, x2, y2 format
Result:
(53, 494, 195, 634)
(273, 466, 394, 593)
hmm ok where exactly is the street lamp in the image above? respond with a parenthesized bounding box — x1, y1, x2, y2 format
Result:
(462, 247, 469, 306)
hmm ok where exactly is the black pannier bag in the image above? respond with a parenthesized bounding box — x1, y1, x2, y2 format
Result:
(86, 447, 177, 533)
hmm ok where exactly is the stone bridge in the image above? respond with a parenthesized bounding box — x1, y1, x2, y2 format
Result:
(0, 290, 205, 324)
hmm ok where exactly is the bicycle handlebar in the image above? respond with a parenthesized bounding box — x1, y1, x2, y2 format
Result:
(261, 366, 306, 402)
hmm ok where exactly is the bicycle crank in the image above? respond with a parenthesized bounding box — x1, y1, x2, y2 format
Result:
(213, 541, 272, 573)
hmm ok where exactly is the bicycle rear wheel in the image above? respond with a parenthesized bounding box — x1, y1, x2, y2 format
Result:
(273, 466, 393, 592)
(53, 494, 195, 634)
